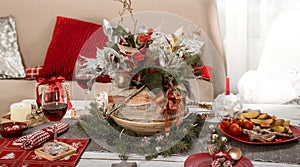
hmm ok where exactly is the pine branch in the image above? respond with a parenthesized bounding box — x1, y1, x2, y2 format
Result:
(78, 103, 208, 160)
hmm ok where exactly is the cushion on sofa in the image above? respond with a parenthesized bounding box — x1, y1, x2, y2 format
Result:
(25, 65, 43, 80)
(38, 16, 108, 80)
(0, 15, 26, 79)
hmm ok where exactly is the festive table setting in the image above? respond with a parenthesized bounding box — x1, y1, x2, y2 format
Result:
(2, 100, 299, 166)
(75, 102, 300, 167)
(1, 2, 300, 166)
(1, 75, 300, 166)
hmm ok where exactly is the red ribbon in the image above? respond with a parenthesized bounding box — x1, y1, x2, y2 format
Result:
(155, 81, 183, 137)
(37, 76, 65, 100)
(193, 65, 212, 81)
(37, 76, 65, 87)
(36, 76, 72, 109)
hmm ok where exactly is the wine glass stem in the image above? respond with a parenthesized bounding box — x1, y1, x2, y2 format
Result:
(53, 122, 58, 143)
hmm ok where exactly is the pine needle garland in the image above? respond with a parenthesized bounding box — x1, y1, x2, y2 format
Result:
(78, 102, 208, 160)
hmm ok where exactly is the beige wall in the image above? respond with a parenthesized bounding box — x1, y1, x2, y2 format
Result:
(0, 0, 226, 116)
(0, 0, 225, 68)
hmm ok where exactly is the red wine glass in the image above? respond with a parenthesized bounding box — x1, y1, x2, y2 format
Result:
(41, 86, 68, 155)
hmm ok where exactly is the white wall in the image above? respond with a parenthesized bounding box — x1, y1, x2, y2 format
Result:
(217, 0, 300, 93)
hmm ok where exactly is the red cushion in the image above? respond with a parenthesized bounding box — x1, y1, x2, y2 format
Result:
(25, 65, 43, 80)
(38, 16, 108, 80)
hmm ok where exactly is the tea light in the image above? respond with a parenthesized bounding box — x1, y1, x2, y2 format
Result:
(212, 76, 243, 118)
(10, 102, 32, 122)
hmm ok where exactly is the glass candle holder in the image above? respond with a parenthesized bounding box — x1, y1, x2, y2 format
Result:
(212, 93, 243, 119)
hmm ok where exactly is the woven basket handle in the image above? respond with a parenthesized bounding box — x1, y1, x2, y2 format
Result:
(105, 85, 146, 117)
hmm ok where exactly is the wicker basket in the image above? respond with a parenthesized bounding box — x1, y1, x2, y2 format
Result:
(110, 109, 188, 135)
(110, 91, 188, 135)
(114, 102, 156, 121)
(109, 89, 188, 135)
(111, 89, 155, 121)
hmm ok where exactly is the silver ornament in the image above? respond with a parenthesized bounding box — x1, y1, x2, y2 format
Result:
(221, 136, 228, 143)
(114, 73, 131, 88)
(212, 134, 219, 141)
(138, 26, 147, 33)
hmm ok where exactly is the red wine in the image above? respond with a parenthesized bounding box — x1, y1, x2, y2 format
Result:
(36, 94, 42, 108)
(42, 102, 68, 122)
(76, 78, 90, 90)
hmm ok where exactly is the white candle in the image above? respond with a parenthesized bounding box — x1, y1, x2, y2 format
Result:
(10, 102, 32, 122)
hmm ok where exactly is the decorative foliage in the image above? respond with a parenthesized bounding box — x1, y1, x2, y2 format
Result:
(77, 18, 207, 139)
(207, 124, 230, 154)
(114, 0, 136, 29)
(77, 17, 205, 97)
(78, 102, 208, 160)
(207, 125, 239, 167)
(76, 0, 210, 161)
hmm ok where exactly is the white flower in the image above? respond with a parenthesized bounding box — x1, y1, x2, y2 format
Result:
(155, 146, 162, 153)
(155, 135, 164, 142)
(209, 124, 215, 130)
(142, 137, 151, 144)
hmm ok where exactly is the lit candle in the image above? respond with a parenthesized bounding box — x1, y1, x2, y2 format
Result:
(225, 76, 230, 95)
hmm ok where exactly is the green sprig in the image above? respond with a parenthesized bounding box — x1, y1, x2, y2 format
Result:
(78, 102, 207, 160)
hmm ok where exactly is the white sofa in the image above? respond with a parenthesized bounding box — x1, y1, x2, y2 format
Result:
(0, 0, 226, 116)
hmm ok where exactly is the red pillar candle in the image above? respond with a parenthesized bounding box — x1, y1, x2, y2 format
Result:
(225, 76, 230, 95)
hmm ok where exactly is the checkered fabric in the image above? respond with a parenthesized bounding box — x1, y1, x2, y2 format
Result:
(211, 159, 221, 167)
(13, 122, 69, 150)
(25, 65, 43, 80)
(224, 160, 233, 167)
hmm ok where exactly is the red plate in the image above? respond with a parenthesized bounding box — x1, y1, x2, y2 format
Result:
(218, 122, 300, 145)
(184, 152, 253, 167)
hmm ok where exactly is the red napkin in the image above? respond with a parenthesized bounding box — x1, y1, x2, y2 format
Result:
(13, 122, 69, 150)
